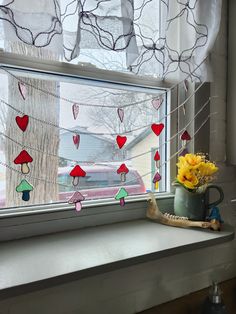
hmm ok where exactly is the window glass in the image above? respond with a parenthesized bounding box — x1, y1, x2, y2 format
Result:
(0, 68, 168, 209)
(79, 173, 109, 189)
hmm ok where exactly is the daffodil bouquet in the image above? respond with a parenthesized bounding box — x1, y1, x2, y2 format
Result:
(176, 153, 218, 191)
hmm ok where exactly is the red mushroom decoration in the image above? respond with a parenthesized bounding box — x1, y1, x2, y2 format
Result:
(14, 150, 33, 174)
(70, 165, 86, 186)
(154, 150, 160, 168)
(180, 130, 191, 148)
(117, 164, 129, 182)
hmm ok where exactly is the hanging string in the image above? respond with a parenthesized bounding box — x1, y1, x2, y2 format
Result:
(126, 97, 213, 162)
(0, 55, 208, 110)
(0, 96, 213, 167)
(0, 66, 164, 109)
(0, 159, 69, 188)
(0, 111, 216, 190)
(0, 82, 207, 137)
(124, 112, 218, 185)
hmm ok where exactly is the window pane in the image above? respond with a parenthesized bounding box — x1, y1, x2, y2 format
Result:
(0, 68, 168, 209)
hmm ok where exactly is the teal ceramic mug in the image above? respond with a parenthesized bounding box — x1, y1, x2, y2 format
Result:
(174, 184, 224, 221)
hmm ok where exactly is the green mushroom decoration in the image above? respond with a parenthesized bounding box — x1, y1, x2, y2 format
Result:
(16, 179, 34, 201)
(115, 187, 128, 206)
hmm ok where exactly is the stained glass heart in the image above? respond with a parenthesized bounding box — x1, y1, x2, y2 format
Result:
(18, 82, 27, 100)
(15, 115, 29, 132)
(152, 97, 163, 110)
(72, 103, 79, 120)
(151, 123, 164, 136)
(117, 108, 124, 123)
(73, 134, 80, 149)
(116, 135, 127, 149)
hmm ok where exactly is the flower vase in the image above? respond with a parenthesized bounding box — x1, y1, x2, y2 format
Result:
(174, 184, 224, 221)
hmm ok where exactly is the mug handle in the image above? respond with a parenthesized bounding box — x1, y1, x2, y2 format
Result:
(205, 185, 224, 208)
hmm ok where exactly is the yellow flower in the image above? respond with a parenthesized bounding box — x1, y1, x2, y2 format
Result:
(176, 156, 187, 168)
(184, 154, 202, 167)
(198, 162, 218, 176)
(177, 168, 199, 190)
(176, 153, 218, 190)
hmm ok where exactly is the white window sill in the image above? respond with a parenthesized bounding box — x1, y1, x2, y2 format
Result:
(0, 219, 234, 299)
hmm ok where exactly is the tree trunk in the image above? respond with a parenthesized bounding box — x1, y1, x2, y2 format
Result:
(5, 44, 59, 207)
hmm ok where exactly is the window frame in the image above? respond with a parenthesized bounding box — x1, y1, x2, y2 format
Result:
(0, 51, 178, 241)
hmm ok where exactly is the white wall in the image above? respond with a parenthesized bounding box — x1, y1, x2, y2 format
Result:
(1, 2, 236, 314)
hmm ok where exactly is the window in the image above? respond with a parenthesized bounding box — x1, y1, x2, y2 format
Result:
(0, 1, 220, 243)
(0, 66, 170, 211)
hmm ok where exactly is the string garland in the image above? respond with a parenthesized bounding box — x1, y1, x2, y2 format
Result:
(1, 90, 214, 207)
(0, 66, 164, 109)
(0, 81, 206, 137)
(0, 111, 216, 191)
(126, 98, 212, 162)
(0, 56, 212, 208)
(0, 0, 218, 210)
(0, 97, 212, 166)
(132, 112, 217, 192)
(0, 55, 208, 110)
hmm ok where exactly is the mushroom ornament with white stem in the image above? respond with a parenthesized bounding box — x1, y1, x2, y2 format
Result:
(117, 164, 129, 182)
(68, 191, 85, 212)
(154, 150, 160, 168)
(14, 150, 33, 174)
(70, 165, 86, 186)
(180, 130, 191, 148)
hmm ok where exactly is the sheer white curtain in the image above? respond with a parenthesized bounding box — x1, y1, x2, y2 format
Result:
(0, 0, 222, 80)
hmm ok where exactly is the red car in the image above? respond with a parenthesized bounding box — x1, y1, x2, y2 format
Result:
(58, 165, 146, 201)
(0, 165, 146, 207)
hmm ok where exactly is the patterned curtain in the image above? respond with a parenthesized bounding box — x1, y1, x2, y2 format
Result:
(0, 0, 222, 80)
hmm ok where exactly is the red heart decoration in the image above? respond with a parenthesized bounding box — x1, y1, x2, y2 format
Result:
(180, 130, 191, 141)
(15, 115, 29, 132)
(116, 135, 127, 149)
(73, 134, 80, 149)
(151, 123, 164, 136)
